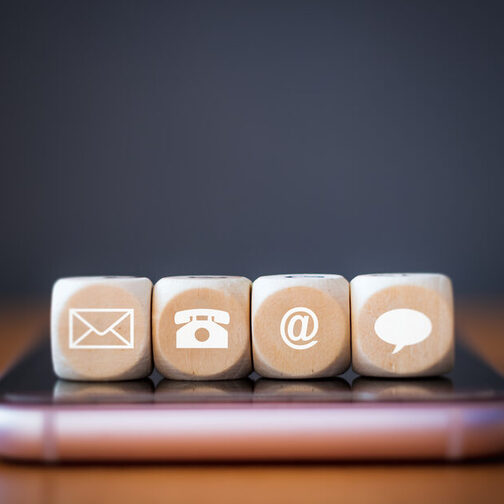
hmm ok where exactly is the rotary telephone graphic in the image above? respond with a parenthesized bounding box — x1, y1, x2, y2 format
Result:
(174, 309, 230, 349)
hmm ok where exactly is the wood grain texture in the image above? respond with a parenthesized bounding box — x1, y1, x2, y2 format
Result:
(252, 275, 350, 378)
(351, 274, 454, 377)
(0, 297, 502, 504)
(152, 276, 252, 380)
(51, 277, 153, 381)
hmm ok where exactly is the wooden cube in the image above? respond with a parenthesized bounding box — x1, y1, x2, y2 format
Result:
(152, 276, 252, 380)
(51, 276, 153, 381)
(351, 273, 454, 377)
(252, 274, 350, 379)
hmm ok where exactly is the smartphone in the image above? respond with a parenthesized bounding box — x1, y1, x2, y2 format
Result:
(0, 337, 503, 462)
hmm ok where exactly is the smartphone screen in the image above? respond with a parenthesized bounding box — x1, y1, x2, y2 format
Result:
(0, 337, 503, 405)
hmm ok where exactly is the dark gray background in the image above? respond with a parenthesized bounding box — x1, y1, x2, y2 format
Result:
(1, 1, 503, 296)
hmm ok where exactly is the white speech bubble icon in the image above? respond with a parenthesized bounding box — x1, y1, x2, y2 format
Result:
(374, 308, 432, 354)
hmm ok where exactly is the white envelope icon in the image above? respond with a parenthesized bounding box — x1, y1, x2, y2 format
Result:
(69, 309, 134, 349)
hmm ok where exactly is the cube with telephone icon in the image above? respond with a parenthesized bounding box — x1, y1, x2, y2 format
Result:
(175, 308, 230, 349)
(152, 276, 252, 380)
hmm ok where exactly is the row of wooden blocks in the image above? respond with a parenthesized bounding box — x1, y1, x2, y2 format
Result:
(51, 274, 454, 381)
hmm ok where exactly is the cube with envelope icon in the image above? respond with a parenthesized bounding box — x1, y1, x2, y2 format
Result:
(51, 277, 153, 381)
(69, 308, 135, 349)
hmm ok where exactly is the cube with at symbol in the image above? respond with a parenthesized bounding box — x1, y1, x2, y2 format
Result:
(251, 274, 350, 379)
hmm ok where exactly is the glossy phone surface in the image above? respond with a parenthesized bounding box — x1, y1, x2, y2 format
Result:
(0, 337, 503, 461)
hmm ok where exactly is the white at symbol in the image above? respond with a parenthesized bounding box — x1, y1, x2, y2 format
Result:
(280, 307, 319, 350)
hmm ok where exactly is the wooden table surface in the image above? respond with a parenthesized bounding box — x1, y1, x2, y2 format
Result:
(0, 298, 503, 504)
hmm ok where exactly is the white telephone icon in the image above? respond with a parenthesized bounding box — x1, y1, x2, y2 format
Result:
(175, 309, 230, 349)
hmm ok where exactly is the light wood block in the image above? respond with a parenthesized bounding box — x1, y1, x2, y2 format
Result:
(351, 273, 454, 377)
(152, 276, 252, 380)
(252, 274, 350, 379)
(51, 276, 153, 381)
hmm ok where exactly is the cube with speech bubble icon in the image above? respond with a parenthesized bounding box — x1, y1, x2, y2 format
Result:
(351, 273, 454, 377)
(252, 274, 350, 379)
